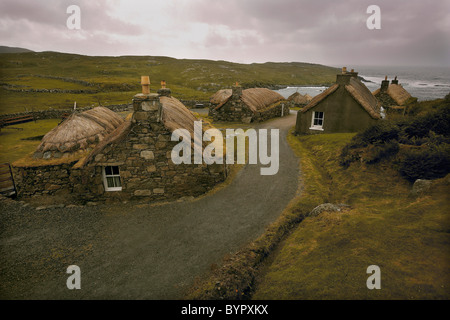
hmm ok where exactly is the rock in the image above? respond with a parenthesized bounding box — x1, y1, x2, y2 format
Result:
(410, 179, 433, 197)
(308, 203, 343, 217)
(241, 116, 252, 124)
(153, 188, 165, 194)
(134, 190, 152, 196)
(140, 150, 155, 160)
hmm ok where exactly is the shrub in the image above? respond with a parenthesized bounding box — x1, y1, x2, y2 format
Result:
(398, 143, 450, 182)
(352, 121, 400, 147)
(402, 104, 450, 138)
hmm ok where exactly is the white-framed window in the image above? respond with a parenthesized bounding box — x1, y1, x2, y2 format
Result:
(103, 166, 122, 191)
(310, 111, 324, 130)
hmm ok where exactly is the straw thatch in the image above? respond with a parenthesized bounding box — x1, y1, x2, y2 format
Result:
(210, 89, 232, 105)
(301, 78, 380, 119)
(345, 78, 381, 119)
(79, 95, 214, 168)
(212, 88, 284, 113)
(301, 84, 339, 112)
(387, 84, 413, 106)
(35, 106, 124, 157)
(74, 120, 132, 169)
(288, 92, 309, 105)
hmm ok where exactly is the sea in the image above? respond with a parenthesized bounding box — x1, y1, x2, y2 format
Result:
(275, 66, 450, 101)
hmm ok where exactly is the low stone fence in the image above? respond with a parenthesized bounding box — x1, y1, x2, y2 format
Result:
(0, 104, 133, 122)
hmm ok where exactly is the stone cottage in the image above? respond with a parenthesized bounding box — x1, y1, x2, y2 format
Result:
(288, 92, 312, 108)
(208, 83, 289, 123)
(12, 79, 227, 204)
(295, 68, 382, 134)
(373, 76, 417, 115)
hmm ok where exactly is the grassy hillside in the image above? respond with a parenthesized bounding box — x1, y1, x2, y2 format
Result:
(252, 122, 449, 299)
(0, 51, 338, 114)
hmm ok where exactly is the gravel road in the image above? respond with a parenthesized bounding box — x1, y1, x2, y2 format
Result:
(0, 112, 299, 299)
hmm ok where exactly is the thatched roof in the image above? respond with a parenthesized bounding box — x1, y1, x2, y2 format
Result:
(373, 83, 413, 107)
(301, 84, 339, 112)
(79, 95, 216, 168)
(288, 92, 309, 105)
(210, 89, 232, 105)
(345, 78, 381, 119)
(35, 106, 124, 157)
(387, 84, 413, 106)
(211, 88, 285, 113)
(301, 78, 381, 119)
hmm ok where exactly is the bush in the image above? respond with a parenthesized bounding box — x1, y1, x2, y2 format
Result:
(398, 143, 450, 182)
(402, 104, 450, 139)
(351, 121, 400, 147)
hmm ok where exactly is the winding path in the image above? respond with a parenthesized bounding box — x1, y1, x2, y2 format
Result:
(0, 112, 299, 299)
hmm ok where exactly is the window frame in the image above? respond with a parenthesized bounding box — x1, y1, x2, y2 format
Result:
(102, 166, 122, 192)
(310, 111, 324, 131)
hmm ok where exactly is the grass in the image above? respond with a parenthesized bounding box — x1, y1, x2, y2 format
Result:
(0, 51, 339, 114)
(0, 119, 60, 164)
(252, 131, 450, 300)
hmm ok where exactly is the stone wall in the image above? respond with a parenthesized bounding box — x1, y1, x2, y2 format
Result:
(12, 163, 77, 202)
(12, 93, 227, 204)
(209, 100, 290, 123)
(0, 104, 132, 121)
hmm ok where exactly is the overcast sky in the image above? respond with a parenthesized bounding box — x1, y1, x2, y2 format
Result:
(0, 0, 449, 66)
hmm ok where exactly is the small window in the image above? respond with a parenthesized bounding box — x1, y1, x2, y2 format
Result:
(310, 111, 324, 130)
(103, 166, 122, 191)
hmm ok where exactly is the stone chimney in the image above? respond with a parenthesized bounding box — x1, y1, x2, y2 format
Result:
(391, 76, 398, 85)
(157, 80, 172, 97)
(336, 67, 352, 85)
(132, 76, 162, 123)
(232, 82, 242, 100)
(381, 76, 390, 92)
(347, 68, 359, 78)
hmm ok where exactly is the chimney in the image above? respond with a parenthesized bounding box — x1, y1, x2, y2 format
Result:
(347, 68, 359, 78)
(391, 76, 399, 85)
(232, 81, 242, 100)
(141, 76, 150, 94)
(133, 76, 162, 123)
(157, 80, 172, 97)
(336, 67, 352, 85)
(381, 76, 390, 92)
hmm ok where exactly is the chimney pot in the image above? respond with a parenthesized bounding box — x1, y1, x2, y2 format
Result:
(141, 76, 150, 94)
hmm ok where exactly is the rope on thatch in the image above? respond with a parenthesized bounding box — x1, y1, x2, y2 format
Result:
(211, 88, 284, 113)
(241, 88, 285, 112)
(75, 120, 132, 168)
(35, 106, 124, 155)
(288, 92, 309, 105)
(210, 89, 232, 104)
(387, 84, 413, 106)
(346, 78, 381, 119)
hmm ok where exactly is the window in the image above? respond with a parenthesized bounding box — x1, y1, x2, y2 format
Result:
(310, 111, 324, 130)
(103, 166, 122, 191)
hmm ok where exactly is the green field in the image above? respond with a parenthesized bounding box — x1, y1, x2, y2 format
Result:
(0, 51, 339, 114)
(252, 131, 450, 300)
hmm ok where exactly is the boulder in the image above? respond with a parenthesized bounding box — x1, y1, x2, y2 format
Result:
(308, 203, 345, 217)
(410, 179, 433, 197)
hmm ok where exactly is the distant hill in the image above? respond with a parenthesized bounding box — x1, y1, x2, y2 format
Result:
(0, 46, 34, 53)
(0, 50, 339, 114)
